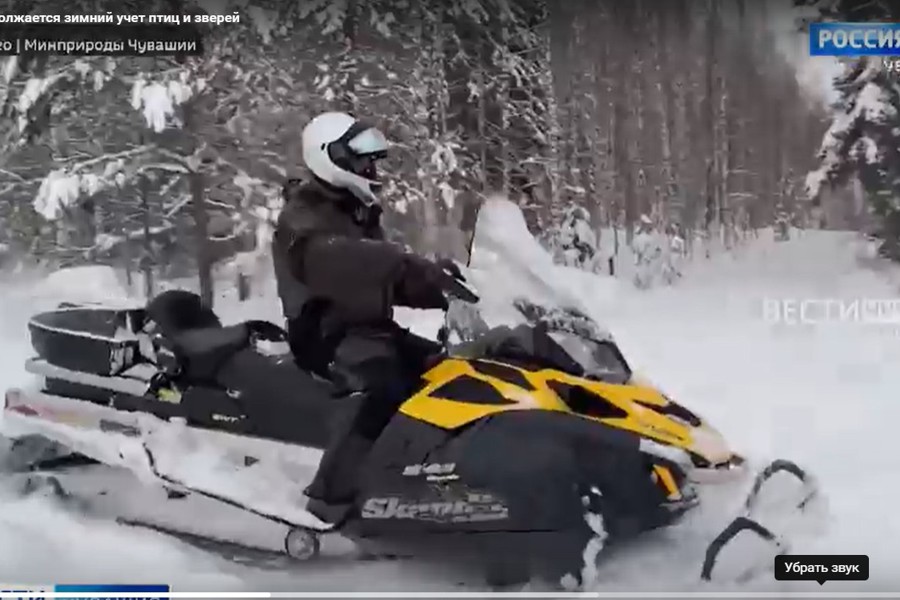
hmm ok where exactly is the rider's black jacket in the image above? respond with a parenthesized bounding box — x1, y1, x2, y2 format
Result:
(271, 178, 446, 355)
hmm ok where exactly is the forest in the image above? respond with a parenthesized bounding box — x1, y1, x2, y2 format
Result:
(0, 0, 839, 305)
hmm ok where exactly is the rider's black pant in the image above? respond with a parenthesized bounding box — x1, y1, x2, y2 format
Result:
(304, 325, 442, 506)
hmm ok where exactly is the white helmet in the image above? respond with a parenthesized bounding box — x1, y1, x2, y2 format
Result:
(301, 111, 389, 206)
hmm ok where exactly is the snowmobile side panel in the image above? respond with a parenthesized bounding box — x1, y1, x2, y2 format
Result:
(357, 410, 690, 537)
(27, 358, 151, 397)
(25, 350, 339, 448)
(343, 409, 695, 583)
(209, 348, 337, 448)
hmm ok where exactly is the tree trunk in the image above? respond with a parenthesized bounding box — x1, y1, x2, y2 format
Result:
(702, 0, 719, 242)
(189, 170, 213, 307)
(181, 97, 214, 308)
(139, 173, 154, 299)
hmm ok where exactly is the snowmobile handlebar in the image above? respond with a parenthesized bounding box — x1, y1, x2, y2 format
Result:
(440, 272, 479, 304)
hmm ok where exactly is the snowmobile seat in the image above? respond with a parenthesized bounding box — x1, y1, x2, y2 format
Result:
(145, 290, 222, 338)
(142, 290, 249, 383)
(166, 324, 252, 384)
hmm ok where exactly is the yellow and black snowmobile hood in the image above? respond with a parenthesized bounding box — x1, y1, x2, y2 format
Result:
(400, 357, 742, 479)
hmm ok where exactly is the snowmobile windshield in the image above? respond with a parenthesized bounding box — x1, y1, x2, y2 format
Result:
(548, 331, 631, 384)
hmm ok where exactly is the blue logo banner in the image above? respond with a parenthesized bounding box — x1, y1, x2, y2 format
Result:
(810, 22, 900, 56)
(54, 584, 169, 599)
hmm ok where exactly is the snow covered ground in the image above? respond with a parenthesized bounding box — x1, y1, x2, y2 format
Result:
(1, 205, 899, 592)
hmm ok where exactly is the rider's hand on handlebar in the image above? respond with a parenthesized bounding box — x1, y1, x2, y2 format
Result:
(396, 255, 478, 308)
(433, 257, 479, 303)
(395, 255, 450, 310)
(435, 257, 466, 283)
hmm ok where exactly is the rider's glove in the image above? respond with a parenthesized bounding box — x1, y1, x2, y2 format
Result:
(395, 255, 450, 310)
(434, 257, 466, 283)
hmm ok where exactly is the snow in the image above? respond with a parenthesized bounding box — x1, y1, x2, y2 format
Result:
(852, 135, 880, 163)
(131, 71, 198, 133)
(856, 81, 893, 120)
(246, 6, 277, 44)
(30, 266, 131, 306)
(136, 82, 175, 133)
(233, 172, 262, 203)
(31, 164, 133, 221)
(466, 197, 619, 330)
(0, 485, 247, 589)
(17, 77, 58, 117)
(145, 422, 329, 530)
(3, 56, 17, 83)
(805, 165, 829, 200)
(1, 204, 900, 591)
(32, 170, 81, 220)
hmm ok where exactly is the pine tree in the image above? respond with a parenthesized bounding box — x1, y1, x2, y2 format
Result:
(806, 59, 900, 256)
(799, 0, 900, 259)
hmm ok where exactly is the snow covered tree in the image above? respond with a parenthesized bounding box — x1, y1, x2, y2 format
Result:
(0, 0, 840, 292)
(660, 223, 685, 284)
(545, 204, 602, 272)
(3, 0, 303, 302)
(799, 0, 900, 260)
(632, 214, 661, 289)
(807, 59, 900, 257)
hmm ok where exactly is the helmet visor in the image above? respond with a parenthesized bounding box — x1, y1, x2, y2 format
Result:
(347, 127, 389, 158)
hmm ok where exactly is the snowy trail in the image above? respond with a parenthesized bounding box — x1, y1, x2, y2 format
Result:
(1, 230, 898, 592)
(597, 231, 900, 591)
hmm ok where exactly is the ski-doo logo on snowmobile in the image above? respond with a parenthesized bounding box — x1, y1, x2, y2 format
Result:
(402, 462, 456, 478)
(361, 492, 508, 523)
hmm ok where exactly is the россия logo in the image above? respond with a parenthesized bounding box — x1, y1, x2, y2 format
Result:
(810, 22, 900, 56)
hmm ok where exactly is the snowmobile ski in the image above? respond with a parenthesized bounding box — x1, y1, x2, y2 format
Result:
(701, 459, 822, 583)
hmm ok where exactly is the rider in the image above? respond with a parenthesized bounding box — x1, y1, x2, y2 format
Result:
(272, 111, 464, 523)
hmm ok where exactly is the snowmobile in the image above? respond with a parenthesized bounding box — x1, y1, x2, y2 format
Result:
(2, 278, 820, 587)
